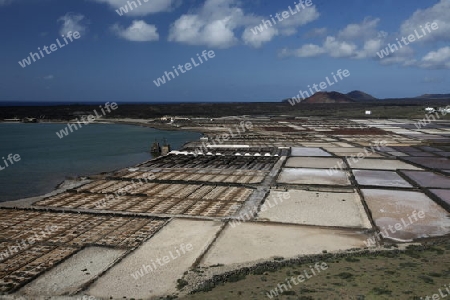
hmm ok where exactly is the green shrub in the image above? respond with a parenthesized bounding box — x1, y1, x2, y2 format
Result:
(345, 257, 360, 262)
(227, 273, 246, 283)
(399, 262, 417, 268)
(281, 290, 296, 295)
(336, 272, 353, 280)
(372, 287, 392, 295)
(418, 275, 434, 284)
(176, 279, 188, 290)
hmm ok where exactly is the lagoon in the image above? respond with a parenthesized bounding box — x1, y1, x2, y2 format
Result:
(0, 123, 200, 202)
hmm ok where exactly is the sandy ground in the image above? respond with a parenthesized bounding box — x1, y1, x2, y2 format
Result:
(86, 218, 223, 299)
(110, 118, 150, 124)
(17, 246, 126, 297)
(0, 296, 83, 300)
(257, 189, 372, 228)
(201, 222, 369, 266)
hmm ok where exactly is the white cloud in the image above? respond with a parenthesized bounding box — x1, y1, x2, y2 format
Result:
(43, 75, 54, 80)
(277, 6, 320, 36)
(91, 0, 180, 16)
(169, 14, 239, 48)
(392, 0, 450, 69)
(278, 1, 450, 70)
(379, 46, 415, 66)
(58, 13, 88, 36)
(304, 27, 327, 38)
(169, 0, 319, 49)
(323, 36, 358, 58)
(242, 4, 319, 47)
(419, 47, 450, 69)
(168, 0, 246, 48)
(282, 44, 325, 57)
(278, 15, 425, 68)
(337, 17, 380, 40)
(400, 0, 450, 43)
(280, 17, 381, 59)
(111, 20, 159, 42)
(242, 26, 278, 48)
(355, 39, 383, 59)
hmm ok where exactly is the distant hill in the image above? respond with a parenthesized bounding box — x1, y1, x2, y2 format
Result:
(347, 90, 377, 101)
(417, 94, 450, 99)
(283, 91, 376, 105)
(301, 91, 356, 104)
(283, 90, 450, 104)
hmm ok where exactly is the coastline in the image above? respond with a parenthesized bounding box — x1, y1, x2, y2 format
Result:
(1, 118, 207, 133)
(0, 120, 204, 204)
(0, 178, 91, 208)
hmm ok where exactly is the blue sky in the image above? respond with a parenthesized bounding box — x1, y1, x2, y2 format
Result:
(0, 0, 449, 102)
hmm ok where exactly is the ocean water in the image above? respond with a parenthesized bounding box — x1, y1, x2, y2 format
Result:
(0, 123, 201, 202)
